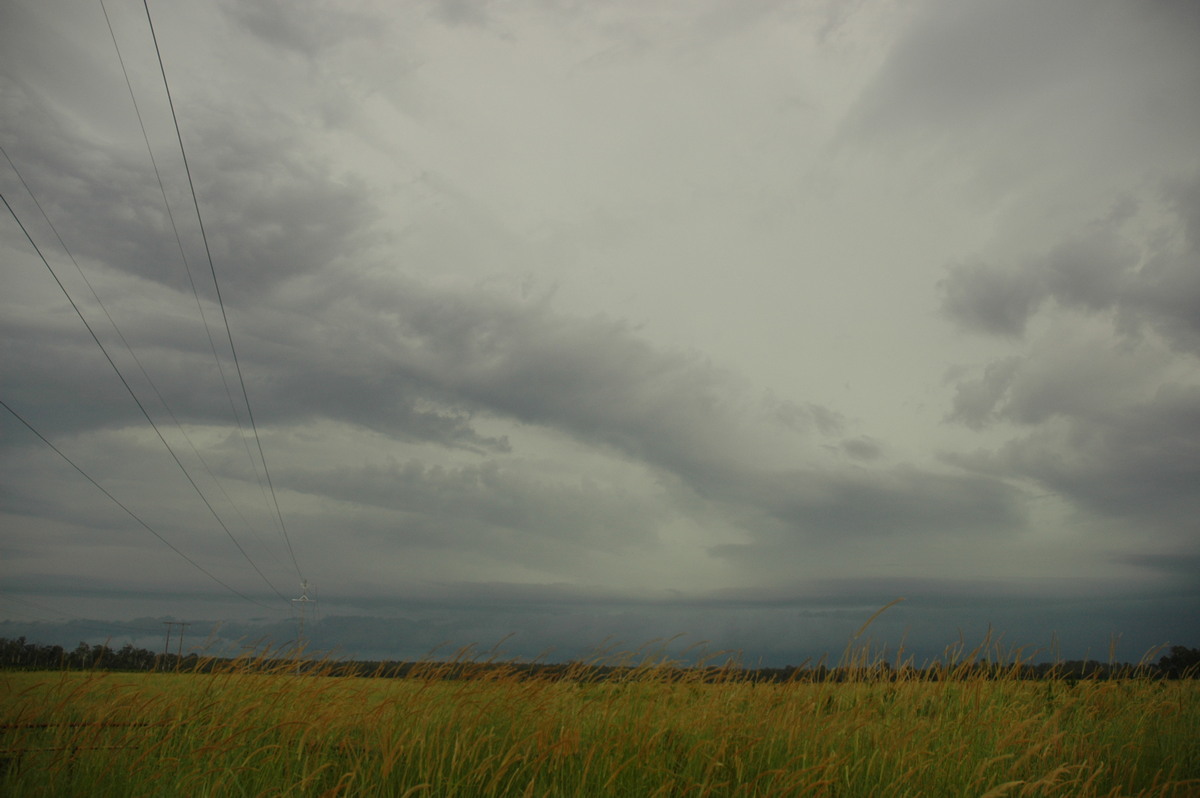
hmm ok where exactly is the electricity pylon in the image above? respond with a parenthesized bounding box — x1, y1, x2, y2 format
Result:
(292, 580, 315, 652)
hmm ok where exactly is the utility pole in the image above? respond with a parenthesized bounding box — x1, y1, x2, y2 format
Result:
(177, 622, 191, 658)
(292, 580, 315, 653)
(162, 621, 189, 668)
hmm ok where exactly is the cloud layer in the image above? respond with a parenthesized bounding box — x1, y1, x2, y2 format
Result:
(2, 0, 1197, 662)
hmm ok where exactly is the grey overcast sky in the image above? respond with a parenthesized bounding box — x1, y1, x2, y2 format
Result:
(1, 0, 1198, 664)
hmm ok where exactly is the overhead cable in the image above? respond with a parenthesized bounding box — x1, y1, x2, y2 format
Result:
(142, 0, 305, 583)
(1, 192, 291, 605)
(0, 398, 279, 611)
(99, 0, 279, 525)
(0, 144, 278, 562)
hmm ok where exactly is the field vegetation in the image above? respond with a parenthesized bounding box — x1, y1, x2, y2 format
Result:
(2, 636, 1198, 797)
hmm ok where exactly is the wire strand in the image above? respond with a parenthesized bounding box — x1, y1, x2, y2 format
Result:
(0, 399, 278, 611)
(1, 191, 291, 604)
(0, 144, 281, 565)
(95, 2, 286, 555)
(142, 0, 304, 583)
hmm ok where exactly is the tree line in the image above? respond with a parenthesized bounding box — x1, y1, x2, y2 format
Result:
(1, 637, 1197, 680)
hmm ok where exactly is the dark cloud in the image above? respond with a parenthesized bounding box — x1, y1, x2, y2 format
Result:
(941, 174, 1200, 353)
(705, 462, 1023, 550)
(4, 230, 1032, 576)
(1130, 179, 1200, 352)
(333, 278, 748, 475)
(1119, 552, 1200, 585)
(939, 263, 1043, 338)
(943, 222, 1199, 549)
(947, 338, 1176, 434)
(840, 436, 882, 461)
(198, 158, 377, 296)
(264, 275, 1024, 546)
(259, 364, 511, 453)
(843, 0, 1089, 143)
(762, 395, 844, 436)
(108, 262, 743, 460)
(947, 382, 1200, 536)
(284, 458, 661, 559)
(0, 119, 189, 293)
(939, 229, 1133, 342)
(841, 0, 1200, 215)
(224, 0, 382, 55)
(428, 0, 493, 29)
(1, 82, 375, 306)
(942, 184, 1200, 537)
(25, 242, 1002, 565)
(945, 357, 1022, 429)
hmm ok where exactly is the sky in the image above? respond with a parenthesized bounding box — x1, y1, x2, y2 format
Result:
(1, 0, 1198, 666)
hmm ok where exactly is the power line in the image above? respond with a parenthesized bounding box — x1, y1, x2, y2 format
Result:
(98, 0, 279, 528)
(0, 399, 278, 611)
(1, 192, 290, 604)
(142, 0, 304, 583)
(0, 143, 279, 564)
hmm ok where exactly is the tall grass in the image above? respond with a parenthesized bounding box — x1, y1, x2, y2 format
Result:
(2, 644, 1197, 796)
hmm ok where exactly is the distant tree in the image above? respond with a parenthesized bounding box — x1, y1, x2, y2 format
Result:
(0, 636, 27, 667)
(70, 642, 92, 669)
(91, 643, 111, 668)
(1158, 646, 1200, 679)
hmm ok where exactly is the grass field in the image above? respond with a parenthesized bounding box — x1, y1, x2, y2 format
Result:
(2, 654, 1198, 797)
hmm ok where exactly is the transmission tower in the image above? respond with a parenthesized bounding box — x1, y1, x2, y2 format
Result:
(292, 580, 315, 652)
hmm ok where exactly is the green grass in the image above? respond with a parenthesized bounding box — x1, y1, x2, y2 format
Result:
(2, 658, 1197, 796)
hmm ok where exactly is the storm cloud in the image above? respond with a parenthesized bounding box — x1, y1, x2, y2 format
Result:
(2, 0, 1197, 663)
